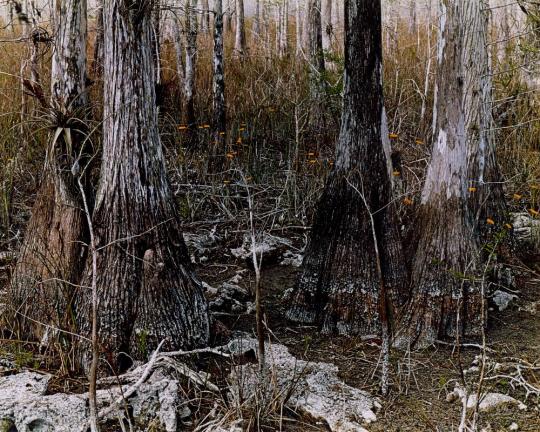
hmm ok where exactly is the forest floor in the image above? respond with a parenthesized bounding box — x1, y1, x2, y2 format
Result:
(197, 231, 540, 432)
(0, 227, 539, 431)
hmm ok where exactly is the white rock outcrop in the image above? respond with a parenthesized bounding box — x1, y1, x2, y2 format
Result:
(0, 368, 183, 432)
(227, 337, 380, 432)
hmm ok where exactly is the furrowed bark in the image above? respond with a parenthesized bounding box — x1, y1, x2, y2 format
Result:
(76, 0, 209, 372)
(286, 0, 407, 336)
(10, 0, 88, 341)
(398, 0, 484, 348)
(464, 0, 508, 238)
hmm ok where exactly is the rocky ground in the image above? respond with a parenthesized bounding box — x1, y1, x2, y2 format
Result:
(0, 215, 539, 431)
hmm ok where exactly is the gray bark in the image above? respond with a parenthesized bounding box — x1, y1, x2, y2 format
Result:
(77, 0, 210, 371)
(286, 0, 407, 336)
(465, 0, 507, 236)
(307, 0, 325, 129)
(10, 0, 88, 340)
(212, 0, 226, 167)
(185, 0, 198, 129)
(398, 0, 484, 348)
(234, 0, 246, 56)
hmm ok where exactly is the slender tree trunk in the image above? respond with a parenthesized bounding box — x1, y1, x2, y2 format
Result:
(77, 0, 210, 372)
(398, 0, 483, 348)
(279, 0, 289, 57)
(286, 0, 407, 336)
(254, 0, 261, 37)
(295, 0, 303, 56)
(212, 0, 226, 168)
(234, 0, 246, 56)
(152, 0, 162, 84)
(173, 16, 185, 96)
(465, 0, 508, 237)
(11, 0, 88, 340)
(185, 0, 198, 133)
(408, 0, 417, 35)
(201, 0, 210, 33)
(225, 0, 233, 32)
(307, 0, 325, 130)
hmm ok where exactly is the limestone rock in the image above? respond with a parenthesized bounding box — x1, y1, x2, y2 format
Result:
(227, 337, 379, 432)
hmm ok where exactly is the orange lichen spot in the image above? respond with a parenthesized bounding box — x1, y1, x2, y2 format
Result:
(513, 193, 522, 200)
(308, 159, 318, 164)
(469, 187, 477, 193)
(203, 124, 210, 128)
(415, 139, 424, 145)
(505, 223, 513, 230)
(198, 125, 205, 129)
(219, 131, 226, 136)
(392, 170, 401, 177)
(403, 198, 413, 206)
(236, 137, 243, 144)
(239, 127, 246, 132)
(531, 185, 539, 190)
(223, 180, 231, 185)
(389, 133, 399, 140)
(486, 218, 495, 225)
(226, 152, 235, 159)
(328, 159, 334, 166)
(308, 152, 316, 157)
(529, 208, 539, 216)
(178, 125, 188, 130)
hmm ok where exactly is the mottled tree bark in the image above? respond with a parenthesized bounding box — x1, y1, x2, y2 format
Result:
(321, 0, 332, 64)
(173, 16, 185, 96)
(234, 0, 246, 56)
(254, 0, 261, 37)
(295, 0, 303, 56)
(398, 0, 483, 348)
(286, 0, 407, 336)
(200, 0, 210, 33)
(184, 0, 198, 132)
(306, 0, 325, 130)
(212, 0, 226, 168)
(77, 0, 209, 371)
(11, 0, 88, 340)
(464, 0, 508, 237)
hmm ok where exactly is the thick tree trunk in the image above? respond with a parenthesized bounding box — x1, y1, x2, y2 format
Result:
(212, 0, 226, 168)
(398, 0, 484, 348)
(464, 0, 508, 238)
(10, 0, 88, 340)
(321, 0, 332, 64)
(286, 0, 407, 336)
(234, 0, 246, 56)
(76, 0, 209, 371)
